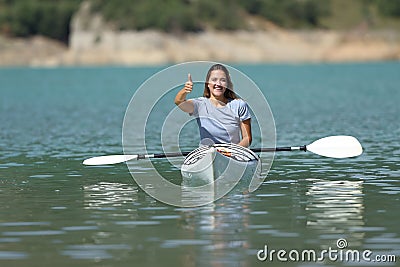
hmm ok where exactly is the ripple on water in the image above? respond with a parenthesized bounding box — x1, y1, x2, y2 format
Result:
(61, 226, 99, 231)
(62, 244, 131, 260)
(0, 222, 50, 227)
(0, 238, 21, 243)
(114, 221, 161, 226)
(150, 215, 181, 220)
(62, 250, 112, 260)
(29, 174, 54, 179)
(2, 230, 65, 236)
(0, 162, 25, 168)
(83, 182, 139, 209)
(160, 239, 212, 248)
(0, 251, 29, 260)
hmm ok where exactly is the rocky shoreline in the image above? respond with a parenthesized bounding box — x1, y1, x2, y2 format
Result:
(1, 27, 399, 67)
(1, 1, 399, 67)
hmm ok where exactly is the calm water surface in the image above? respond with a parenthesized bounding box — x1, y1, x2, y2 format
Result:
(0, 62, 399, 267)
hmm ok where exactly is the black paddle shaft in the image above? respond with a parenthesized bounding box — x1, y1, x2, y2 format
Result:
(137, 151, 191, 159)
(141, 146, 307, 159)
(251, 146, 307, 153)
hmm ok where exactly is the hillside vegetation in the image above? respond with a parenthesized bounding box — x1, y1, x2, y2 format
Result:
(0, 0, 400, 44)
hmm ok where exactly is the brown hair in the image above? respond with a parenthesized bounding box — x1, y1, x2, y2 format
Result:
(203, 64, 238, 99)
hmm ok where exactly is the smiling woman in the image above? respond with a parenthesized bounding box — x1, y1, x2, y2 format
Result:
(174, 63, 252, 147)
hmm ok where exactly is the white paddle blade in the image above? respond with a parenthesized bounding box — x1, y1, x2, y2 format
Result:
(306, 136, 363, 158)
(83, 155, 138, 165)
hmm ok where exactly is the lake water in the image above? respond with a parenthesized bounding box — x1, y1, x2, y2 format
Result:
(0, 62, 399, 266)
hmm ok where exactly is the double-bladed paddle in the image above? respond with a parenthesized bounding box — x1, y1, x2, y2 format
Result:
(82, 135, 362, 166)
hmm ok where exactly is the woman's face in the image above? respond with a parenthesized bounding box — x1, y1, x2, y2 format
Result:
(207, 70, 228, 98)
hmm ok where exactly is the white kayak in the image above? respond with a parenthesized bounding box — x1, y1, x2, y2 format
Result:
(181, 143, 261, 188)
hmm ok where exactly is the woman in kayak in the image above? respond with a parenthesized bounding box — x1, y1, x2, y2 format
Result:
(174, 63, 252, 147)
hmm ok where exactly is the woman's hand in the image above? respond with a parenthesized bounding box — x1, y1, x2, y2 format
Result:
(184, 73, 193, 93)
(174, 73, 194, 114)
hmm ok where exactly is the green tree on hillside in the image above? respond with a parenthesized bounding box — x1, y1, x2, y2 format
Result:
(239, 0, 330, 28)
(376, 0, 400, 17)
(0, 0, 81, 43)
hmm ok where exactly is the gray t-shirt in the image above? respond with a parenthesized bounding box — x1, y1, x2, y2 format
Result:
(190, 97, 251, 145)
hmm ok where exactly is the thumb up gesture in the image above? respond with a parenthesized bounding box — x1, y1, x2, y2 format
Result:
(184, 73, 193, 93)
